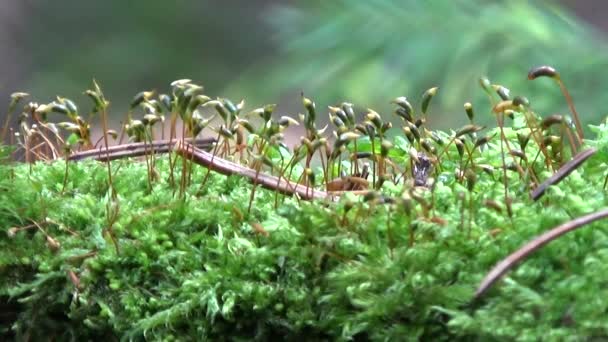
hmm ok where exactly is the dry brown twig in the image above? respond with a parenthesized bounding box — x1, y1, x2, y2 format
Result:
(531, 148, 596, 201)
(61, 138, 371, 201)
(474, 208, 608, 299)
(66, 138, 216, 162)
(174, 141, 332, 200)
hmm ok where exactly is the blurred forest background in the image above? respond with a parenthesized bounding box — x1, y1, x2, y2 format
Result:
(2, 0, 608, 135)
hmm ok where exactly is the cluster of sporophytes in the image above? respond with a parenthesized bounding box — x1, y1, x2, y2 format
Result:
(2, 66, 608, 340)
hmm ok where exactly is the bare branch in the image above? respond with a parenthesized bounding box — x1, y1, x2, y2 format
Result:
(475, 208, 608, 299)
(67, 138, 216, 162)
(531, 148, 596, 201)
(174, 141, 330, 200)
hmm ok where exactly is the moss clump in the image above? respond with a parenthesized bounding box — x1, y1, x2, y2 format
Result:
(2, 73, 608, 340)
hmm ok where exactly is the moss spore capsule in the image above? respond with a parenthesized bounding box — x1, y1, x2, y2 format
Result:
(464, 102, 474, 122)
(528, 65, 559, 80)
(421, 87, 438, 115)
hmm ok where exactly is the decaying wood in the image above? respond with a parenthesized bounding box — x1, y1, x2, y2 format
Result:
(174, 141, 331, 200)
(531, 148, 596, 201)
(67, 138, 216, 162)
(474, 208, 608, 299)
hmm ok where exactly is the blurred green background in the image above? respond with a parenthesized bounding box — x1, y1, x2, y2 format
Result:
(2, 0, 608, 132)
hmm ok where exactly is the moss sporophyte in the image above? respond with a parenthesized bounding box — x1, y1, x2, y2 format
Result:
(3, 66, 608, 340)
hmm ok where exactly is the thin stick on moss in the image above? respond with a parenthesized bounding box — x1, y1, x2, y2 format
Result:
(67, 138, 215, 162)
(531, 147, 596, 200)
(175, 141, 329, 200)
(474, 208, 608, 299)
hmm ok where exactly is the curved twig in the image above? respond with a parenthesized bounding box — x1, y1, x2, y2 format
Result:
(175, 141, 330, 200)
(67, 138, 216, 162)
(531, 148, 596, 201)
(474, 208, 608, 299)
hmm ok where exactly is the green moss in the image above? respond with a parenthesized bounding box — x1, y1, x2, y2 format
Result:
(3, 79, 608, 340)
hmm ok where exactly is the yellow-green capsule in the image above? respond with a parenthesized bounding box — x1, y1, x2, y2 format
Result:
(484, 199, 502, 213)
(215, 102, 231, 122)
(313, 137, 327, 150)
(336, 110, 350, 126)
(236, 119, 255, 134)
(158, 94, 172, 111)
(402, 127, 415, 144)
(492, 85, 510, 101)
(509, 149, 526, 160)
(455, 124, 484, 138)
(57, 122, 81, 133)
(414, 118, 425, 128)
(301, 137, 313, 152)
(183, 84, 204, 99)
(479, 77, 492, 93)
(107, 129, 118, 140)
(477, 164, 494, 176)
(406, 121, 421, 141)
(49, 102, 68, 115)
(395, 107, 413, 123)
(8, 93, 29, 117)
(420, 139, 435, 154)
(517, 132, 530, 150)
(454, 138, 465, 157)
(355, 124, 367, 135)
(365, 122, 376, 139)
(408, 147, 420, 163)
(421, 87, 438, 115)
(430, 130, 444, 146)
(170, 79, 192, 87)
(366, 109, 383, 130)
(341, 102, 355, 125)
(305, 168, 315, 186)
(187, 95, 211, 112)
(84, 90, 105, 110)
(339, 132, 360, 142)
(381, 122, 392, 134)
(10, 92, 29, 103)
(465, 169, 477, 192)
(130, 91, 154, 109)
(512, 96, 530, 107)
(263, 104, 276, 122)
(278, 116, 299, 128)
(464, 102, 474, 122)
(354, 151, 373, 160)
(147, 99, 163, 114)
(330, 114, 345, 128)
(141, 102, 156, 115)
(57, 97, 78, 115)
(223, 98, 238, 114)
(543, 135, 561, 146)
(380, 139, 393, 157)
(493, 100, 519, 113)
(392, 97, 414, 121)
(219, 126, 233, 139)
(302, 96, 316, 124)
(142, 114, 160, 126)
(474, 134, 494, 149)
